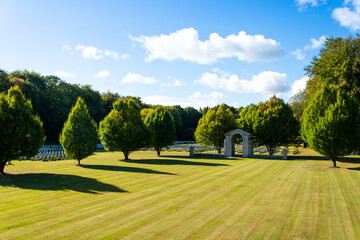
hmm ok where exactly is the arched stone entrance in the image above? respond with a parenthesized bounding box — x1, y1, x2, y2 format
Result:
(224, 129, 253, 157)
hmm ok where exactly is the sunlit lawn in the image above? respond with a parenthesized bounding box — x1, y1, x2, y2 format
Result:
(1, 149, 360, 239)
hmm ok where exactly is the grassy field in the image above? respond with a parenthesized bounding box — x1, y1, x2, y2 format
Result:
(1, 149, 360, 239)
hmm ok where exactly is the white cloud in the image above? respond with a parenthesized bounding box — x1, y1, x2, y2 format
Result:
(296, 0, 326, 10)
(304, 36, 327, 50)
(143, 91, 225, 109)
(161, 78, 186, 87)
(131, 28, 285, 64)
(291, 76, 309, 95)
(75, 45, 103, 60)
(332, 0, 360, 31)
(291, 36, 327, 60)
(291, 49, 306, 60)
(49, 71, 75, 79)
(103, 49, 119, 59)
(121, 72, 157, 84)
(62, 44, 129, 60)
(95, 70, 110, 78)
(196, 70, 290, 95)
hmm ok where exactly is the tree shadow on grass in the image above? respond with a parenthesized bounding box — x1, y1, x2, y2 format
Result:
(347, 167, 360, 171)
(288, 155, 360, 164)
(0, 173, 127, 194)
(80, 164, 176, 175)
(161, 154, 228, 160)
(123, 158, 229, 166)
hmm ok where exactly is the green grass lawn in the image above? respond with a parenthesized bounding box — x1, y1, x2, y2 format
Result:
(1, 150, 360, 239)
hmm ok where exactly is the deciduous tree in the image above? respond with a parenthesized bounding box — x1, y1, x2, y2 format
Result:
(0, 87, 45, 174)
(237, 96, 299, 154)
(145, 107, 176, 156)
(195, 104, 237, 153)
(99, 98, 151, 160)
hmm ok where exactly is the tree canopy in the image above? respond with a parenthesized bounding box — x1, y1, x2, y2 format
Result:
(305, 36, 360, 100)
(99, 98, 151, 160)
(237, 96, 299, 154)
(195, 104, 237, 152)
(302, 85, 360, 167)
(59, 97, 98, 165)
(0, 87, 45, 174)
(145, 107, 176, 155)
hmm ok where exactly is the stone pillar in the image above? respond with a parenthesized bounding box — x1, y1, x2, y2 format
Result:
(224, 135, 232, 157)
(243, 136, 249, 157)
(189, 146, 194, 157)
(248, 136, 253, 156)
(282, 147, 288, 160)
(231, 135, 235, 157)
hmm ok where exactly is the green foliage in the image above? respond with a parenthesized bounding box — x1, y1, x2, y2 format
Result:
(59, 97, 98, 165)
(180, 107, 202, 140)
(195, 104, 237, 150)
(101, 91, 121, 117)
(145, 107, 176, 155)
(0, 69, 12, 93)
(166, 106, 184, 140)
(305, 35, 360, 102)
(0, 87, 45, 173)
(289, 89, 308, 123)
(99, 98, 151, 159)
(237, 96, 299, 153)
(302, 85, 360, 167)
(140, 108, 155, 121)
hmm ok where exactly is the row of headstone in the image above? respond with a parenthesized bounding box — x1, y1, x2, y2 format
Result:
(30, 145, 68, 161)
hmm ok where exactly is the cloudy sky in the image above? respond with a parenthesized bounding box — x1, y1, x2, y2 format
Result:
(0, 0, 357, 108)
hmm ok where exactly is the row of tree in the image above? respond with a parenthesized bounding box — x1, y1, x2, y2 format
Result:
(0, 69, 203, 142)
(0, 86, 178, 173)
(194, 35, 360, 167)
(194, 97, 299, 154)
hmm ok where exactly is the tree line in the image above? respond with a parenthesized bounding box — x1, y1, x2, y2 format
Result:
(0, 69, 204, 143)
(3, 34, 360, 169)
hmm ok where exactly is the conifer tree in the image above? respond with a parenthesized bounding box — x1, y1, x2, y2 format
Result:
(302, 85, 360, 167)
(0, 87, 45, 174)
(59, 97, 98, 165)
(145, 107, 176, 156)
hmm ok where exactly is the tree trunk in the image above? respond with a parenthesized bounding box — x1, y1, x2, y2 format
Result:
(156, 148, 161, 156)
(124, 152, 129, 160)
(77, 159, 81, 166)
(218, 148, 221, 154)
(0, 161, 6, 174)
(332, 159, 337, 168)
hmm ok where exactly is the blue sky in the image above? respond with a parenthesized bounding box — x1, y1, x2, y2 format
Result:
(0, 0, 357, 108)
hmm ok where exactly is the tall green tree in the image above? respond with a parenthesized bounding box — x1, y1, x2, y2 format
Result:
(237, 96, 299, 154)
(305, 35, 360, 102)
(302, 85, 360, 167)
(59, 97, 98, 165)
(99, 98, 151, 160)
(145, 107, 176, 156)
(0, 87, 45, 174)
(195, 104, 237, 153)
